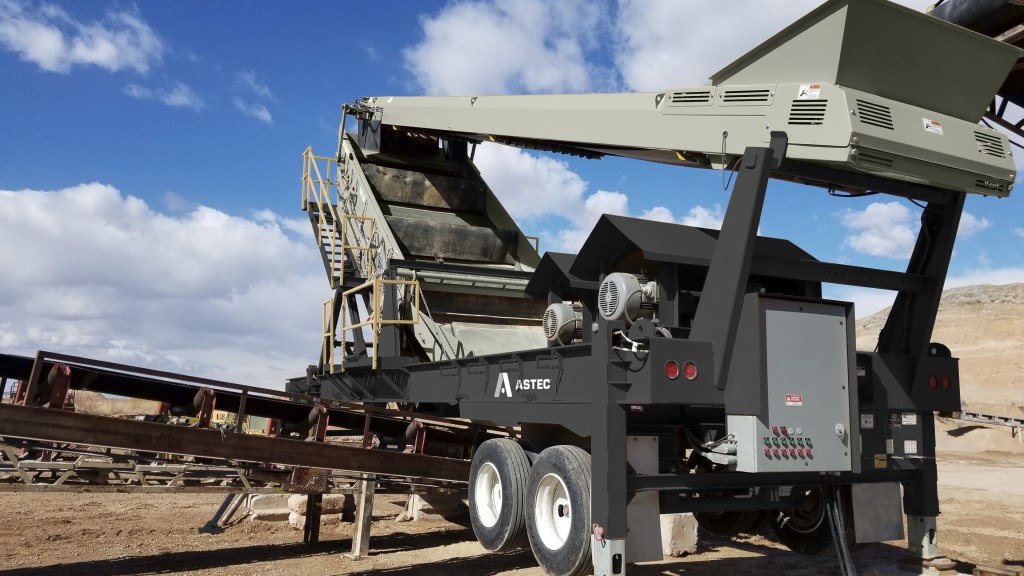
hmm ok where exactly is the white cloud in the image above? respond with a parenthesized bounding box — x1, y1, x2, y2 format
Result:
(946, 267, 1024, 289)
(0, 183, 325, 388)
(613, 1, 815, 90)
(1014, 227, 1024, 239)
(124, 81, 205, 110)
(235, 70, 274, 100)
(639, 206, 675, 223)
(473, 144, 589, 221)
(957, 211, 992, 238)
(0, 0, 163, 74)
(824, 286, 897, 319)
(474, 142, 724, 251)
(404, 0, 608, 95)
(680, 204, 725, 229)
(234, 97, 273, 124)
(841, 201, 917, 259)
(613, 0, 937, 91)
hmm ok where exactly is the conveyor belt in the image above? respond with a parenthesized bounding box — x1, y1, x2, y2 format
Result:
(0, 351, 502, 493)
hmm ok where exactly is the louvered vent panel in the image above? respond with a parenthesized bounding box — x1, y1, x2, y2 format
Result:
(975, 179, 1008, 194)
(668, 90, 713, 105)
(721, 89, 772, 103)
(974, 131, 1007, 158)
(857, 152, 895, 170)
(788, 100, 827, 125)
(856, 100, 894, 130)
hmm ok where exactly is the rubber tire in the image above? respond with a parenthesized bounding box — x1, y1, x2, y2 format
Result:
(525, 446, 592, 576)
(469, 438, 531, 552)
(518, 438, 549, 465)
(694, 509, 762, 536)
(772, 485, 857, 555)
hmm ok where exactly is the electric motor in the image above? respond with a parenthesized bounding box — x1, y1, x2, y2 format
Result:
(597, 272, 658, 325)
(543, 302, 583, 346)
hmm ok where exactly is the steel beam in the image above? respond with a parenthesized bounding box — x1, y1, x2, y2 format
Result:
(0, 404, 470, 483)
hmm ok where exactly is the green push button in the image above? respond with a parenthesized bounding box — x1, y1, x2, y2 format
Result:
(806, 438, 813, 448)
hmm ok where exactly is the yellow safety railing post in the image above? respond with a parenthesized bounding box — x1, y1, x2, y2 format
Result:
(337, 279, 421, 373)
(322, 297, 335, 374)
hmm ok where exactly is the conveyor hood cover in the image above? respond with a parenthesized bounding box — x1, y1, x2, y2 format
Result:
(709, 0, 1022, 122)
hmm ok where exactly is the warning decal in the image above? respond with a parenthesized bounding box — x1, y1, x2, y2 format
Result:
(785, 394, 804, 407)
(797, 84, 822, 99)
(923, 118, 944, 135)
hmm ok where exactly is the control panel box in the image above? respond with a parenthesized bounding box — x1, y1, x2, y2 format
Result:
(729, 295, 856, 473)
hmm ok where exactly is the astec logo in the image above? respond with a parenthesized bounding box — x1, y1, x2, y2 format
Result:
(493, 372, 552, 398)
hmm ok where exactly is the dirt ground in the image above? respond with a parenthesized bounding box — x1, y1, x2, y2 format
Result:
(0, 440, 1020, 576)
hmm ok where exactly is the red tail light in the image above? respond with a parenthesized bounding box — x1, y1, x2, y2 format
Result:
(683, 361, 698, 380)
(665, 361, 680, 380)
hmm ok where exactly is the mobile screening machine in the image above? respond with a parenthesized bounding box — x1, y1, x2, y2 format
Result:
(289, 1, 1020, 574)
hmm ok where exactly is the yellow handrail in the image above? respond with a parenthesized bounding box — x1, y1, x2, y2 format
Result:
(340, 214, 375, 287)
(322, 298, 335, 373)
(338, 279, 421, 371)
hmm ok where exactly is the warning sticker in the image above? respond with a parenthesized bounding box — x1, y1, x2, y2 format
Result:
(785, 394, 804, 407)
(889, 413, 901, 429)
(860, 414, 875, 429)
(901, 413, 918, 426)
(798, 84, 822, 100)
(923, 118, 944, 135)
(874, 454, 888, 469)
(904, 440, 918, 455)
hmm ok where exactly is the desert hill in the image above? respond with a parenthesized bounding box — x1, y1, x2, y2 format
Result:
(856, 283, 1024, 419)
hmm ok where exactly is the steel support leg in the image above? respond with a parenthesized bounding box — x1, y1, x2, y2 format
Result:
(591, 321, 628, 575)
(347, 475, 376, 559)
(303, 494, 323, 544)
(900, 416, 956, 572)
(906, 515, 941, 559)
(199, 493, 235, 534)
(690, 139, 782, 394)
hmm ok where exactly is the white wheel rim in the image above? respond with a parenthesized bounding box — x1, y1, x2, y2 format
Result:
(474, 462, 502, 528)
(535, 473, 572, 550)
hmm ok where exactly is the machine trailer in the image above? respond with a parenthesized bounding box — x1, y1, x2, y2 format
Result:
(1, 1, 1021, 575)
(286, 0, 1021, 575)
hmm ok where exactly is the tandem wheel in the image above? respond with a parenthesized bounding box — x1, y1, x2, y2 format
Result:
(525, 445, 593, 576)
(468, 438, 531, 551)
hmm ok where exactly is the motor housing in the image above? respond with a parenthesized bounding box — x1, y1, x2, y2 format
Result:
(543, 302, 583, 346)
(598, 273, 658, 325)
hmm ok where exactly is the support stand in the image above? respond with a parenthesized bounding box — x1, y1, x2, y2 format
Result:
(346, 475, 376, 559)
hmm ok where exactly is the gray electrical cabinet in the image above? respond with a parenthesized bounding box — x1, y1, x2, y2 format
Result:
(728, 295, 857, 473)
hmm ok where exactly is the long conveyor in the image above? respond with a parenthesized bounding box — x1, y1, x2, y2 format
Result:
(0, 351, 501, 493)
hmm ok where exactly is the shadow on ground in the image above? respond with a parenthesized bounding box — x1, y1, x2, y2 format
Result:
(0, 529, 476, 576)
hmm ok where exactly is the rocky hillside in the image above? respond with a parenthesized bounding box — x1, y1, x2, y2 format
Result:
(856, 283, 1024, 418)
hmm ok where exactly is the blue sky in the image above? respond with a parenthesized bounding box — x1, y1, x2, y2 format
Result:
(2, 0, 1023, 388)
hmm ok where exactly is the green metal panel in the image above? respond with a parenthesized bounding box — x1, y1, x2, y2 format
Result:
(710, 0, 1022, 122)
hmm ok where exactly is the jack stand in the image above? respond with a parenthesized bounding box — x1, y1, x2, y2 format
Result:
(198, 493, 236, 534)
(592, 536, 626, 576)
(898, 516, 957, 575)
